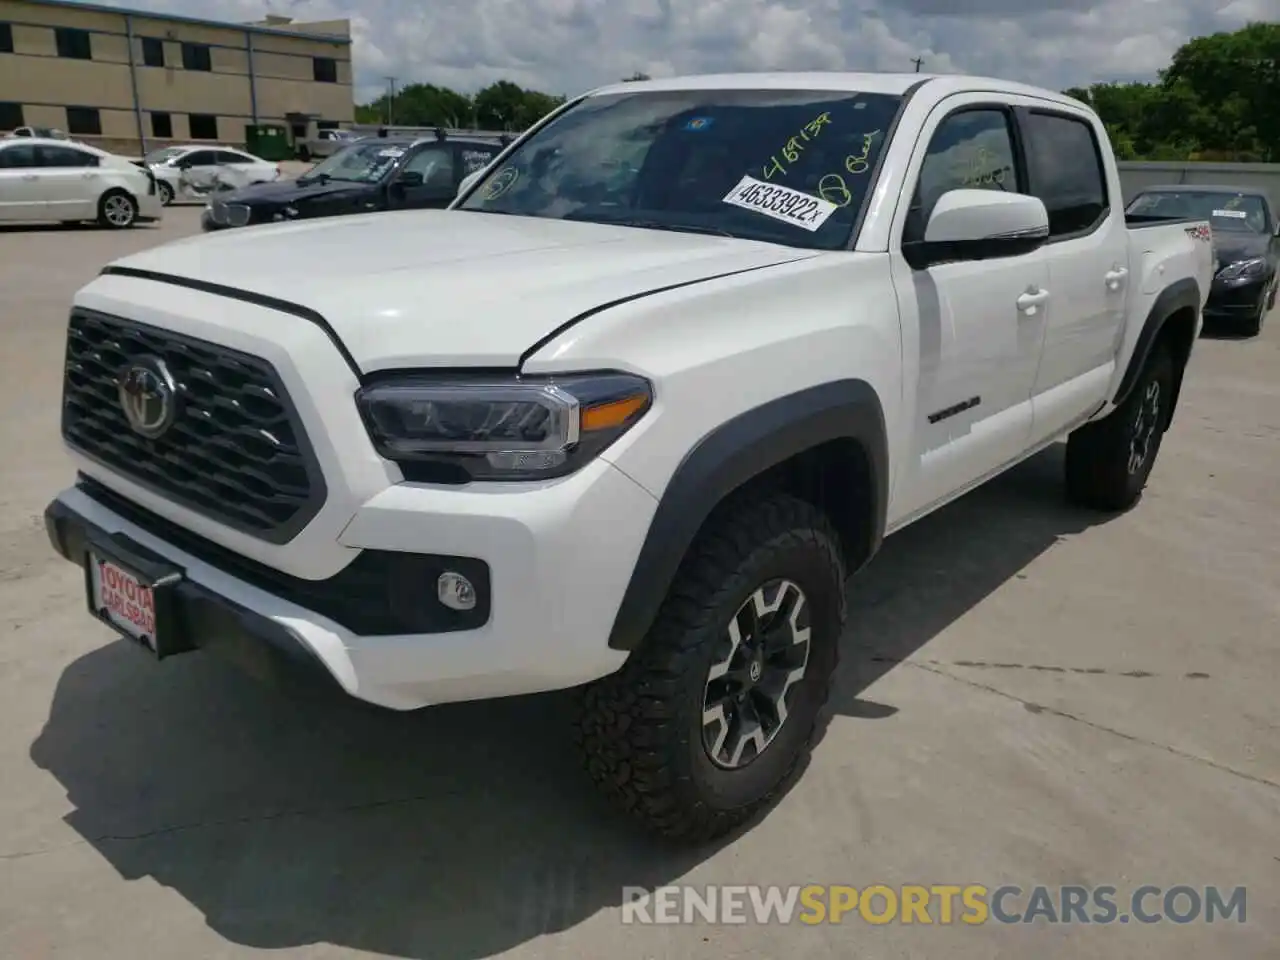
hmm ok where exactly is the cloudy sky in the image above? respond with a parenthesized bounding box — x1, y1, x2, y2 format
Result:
(101, 0, 1274, 103)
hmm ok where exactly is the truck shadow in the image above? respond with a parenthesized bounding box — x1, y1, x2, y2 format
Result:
(28, 443, 1106, 959)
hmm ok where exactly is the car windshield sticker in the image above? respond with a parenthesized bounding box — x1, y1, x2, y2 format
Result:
(1212, 209, 1248, 219)
(684, 117, 714, 132)
(481, 166, 519, 200)
(379, 147, 406, 158)
(721, 174, 837, 232)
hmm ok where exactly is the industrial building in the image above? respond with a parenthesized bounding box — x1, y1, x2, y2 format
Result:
(0, 0, 353, 155)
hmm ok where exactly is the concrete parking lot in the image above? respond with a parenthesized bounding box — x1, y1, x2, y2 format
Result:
(0, 209, 1276, 959)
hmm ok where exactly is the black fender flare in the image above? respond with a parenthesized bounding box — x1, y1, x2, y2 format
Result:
(1113, 276, 1201, 415)
(607, 379, 889, 652)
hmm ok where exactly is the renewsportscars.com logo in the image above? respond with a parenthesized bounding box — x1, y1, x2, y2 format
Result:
(621, 884, 1248, 926)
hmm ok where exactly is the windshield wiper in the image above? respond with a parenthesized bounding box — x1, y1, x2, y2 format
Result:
(296, 172, 331, 185)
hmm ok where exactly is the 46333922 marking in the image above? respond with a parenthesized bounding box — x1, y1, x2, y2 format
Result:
(722, 175, 838, 232)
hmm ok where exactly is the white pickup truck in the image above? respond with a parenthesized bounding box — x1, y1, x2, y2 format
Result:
(47, 72, 1213, 843)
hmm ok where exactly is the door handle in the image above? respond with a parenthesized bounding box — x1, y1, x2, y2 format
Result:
(22, 174, 38, 181)
(1104, 266, 1129, 290)
(1017, 287, 1050, 315)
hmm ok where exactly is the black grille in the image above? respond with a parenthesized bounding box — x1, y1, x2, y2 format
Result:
(61, 309, 325, 543)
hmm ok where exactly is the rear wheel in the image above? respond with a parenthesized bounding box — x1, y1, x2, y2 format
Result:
(97, 190, 137, 229)
(1065, 341, 1175, 511)
(573, 493, 846, 843)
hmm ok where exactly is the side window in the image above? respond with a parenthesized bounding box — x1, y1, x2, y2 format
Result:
(183, 150, 216, 166)
(1022, 111, 1108, 238)
(216, 150, 250, 164)
(905, 108, 1017, 243)
(460, 146, 496, 175)
(38, 145, 99, 167)
(0, 143, 37, 168)
(402, 145, 456, 187)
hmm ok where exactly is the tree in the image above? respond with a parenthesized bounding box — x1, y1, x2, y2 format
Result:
(1064, 21, 1280, 162)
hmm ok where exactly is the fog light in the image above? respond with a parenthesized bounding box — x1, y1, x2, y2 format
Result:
(437, 571, 476, 611)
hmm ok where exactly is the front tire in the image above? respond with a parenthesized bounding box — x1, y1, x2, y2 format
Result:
(573, 493, 846, 843)
(157, 181, 174, 206)
(1065, 340, 1175, 511)
(97, 190, 137, 229)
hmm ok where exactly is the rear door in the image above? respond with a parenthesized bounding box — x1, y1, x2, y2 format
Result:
(0, 142, 42, 219)
(1015, 106, 1129, 441)
(34, 144, 102, 219)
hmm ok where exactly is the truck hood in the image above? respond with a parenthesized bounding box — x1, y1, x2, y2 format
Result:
(105, 210, 816, 371)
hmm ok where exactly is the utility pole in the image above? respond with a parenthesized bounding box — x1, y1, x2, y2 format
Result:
(911, 57, 923, 73)
(384, 76, 397, 125)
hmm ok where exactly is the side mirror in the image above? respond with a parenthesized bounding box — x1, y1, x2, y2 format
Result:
(905, 189, 1049, 269)
(395, 169, 424, 188)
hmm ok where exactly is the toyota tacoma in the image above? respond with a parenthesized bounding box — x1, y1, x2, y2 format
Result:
(46, 72, 1214, 843)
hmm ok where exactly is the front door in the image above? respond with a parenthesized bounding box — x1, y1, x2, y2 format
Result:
(888, 98, 1051, 522)
(175, 149, 221, 198)
(388, 144, 459, 210)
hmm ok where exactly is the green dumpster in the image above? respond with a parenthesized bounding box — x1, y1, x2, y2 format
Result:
(245, 124, 290, 161)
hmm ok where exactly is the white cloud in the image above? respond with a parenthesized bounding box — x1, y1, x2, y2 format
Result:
(99, 0, 1268, 103)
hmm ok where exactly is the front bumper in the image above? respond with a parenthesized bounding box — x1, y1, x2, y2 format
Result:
(46, 458, 654, 710)
(1204, 273, 1271, 319)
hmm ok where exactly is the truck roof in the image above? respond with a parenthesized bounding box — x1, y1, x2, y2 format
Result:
(584, 71, 1087, 110)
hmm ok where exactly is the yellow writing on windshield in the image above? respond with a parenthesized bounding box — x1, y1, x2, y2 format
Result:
(955, 146, 1008, 188)
(844, 130, 882, 175)
(813, 130, 884, 207)
(762, 111, 834, 180)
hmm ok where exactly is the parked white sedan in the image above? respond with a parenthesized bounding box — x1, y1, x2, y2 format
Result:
(0, 138, 162, 228)
(142, 145, 281, 205)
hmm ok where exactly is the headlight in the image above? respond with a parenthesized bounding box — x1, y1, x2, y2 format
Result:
(355, 372, 652, 482)
(1217, 257, 1266, 279)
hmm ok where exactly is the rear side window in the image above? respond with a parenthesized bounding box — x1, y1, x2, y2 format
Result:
(905, 108, 1018, 243)
(460, 146, 496, 174)
(216, 150, 251, 164)
(1022, 111, 1108, 238)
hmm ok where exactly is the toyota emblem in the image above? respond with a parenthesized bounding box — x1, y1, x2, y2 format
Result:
(118, 357, 178, 438)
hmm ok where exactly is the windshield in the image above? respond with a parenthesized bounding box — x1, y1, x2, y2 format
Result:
(143, 147, 184, 164)
(305, 141, 409, 182)
(456, 88, 904, 250)
(1126, 190, 1271, 234)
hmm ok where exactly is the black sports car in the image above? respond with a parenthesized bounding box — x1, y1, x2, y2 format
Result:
(201, 133, 504, 232)
(1125, 185, 1279, 336)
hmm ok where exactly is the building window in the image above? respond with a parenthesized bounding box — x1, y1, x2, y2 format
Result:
(317, 120, 339, 130)
(65, 106, 101, 136)
(188, 113, 218, 139)
(0, 23, 14, 54)
(181, 42, 211, 71)
(313, 56, 337, 83)
(55, 27, 93, 60)
(141, 36, 164, 67)
(150, 112, 172, 138)
(0, 101, 23, 130)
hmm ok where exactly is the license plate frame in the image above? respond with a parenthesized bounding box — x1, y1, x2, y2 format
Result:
(84, 535, 185, 659)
